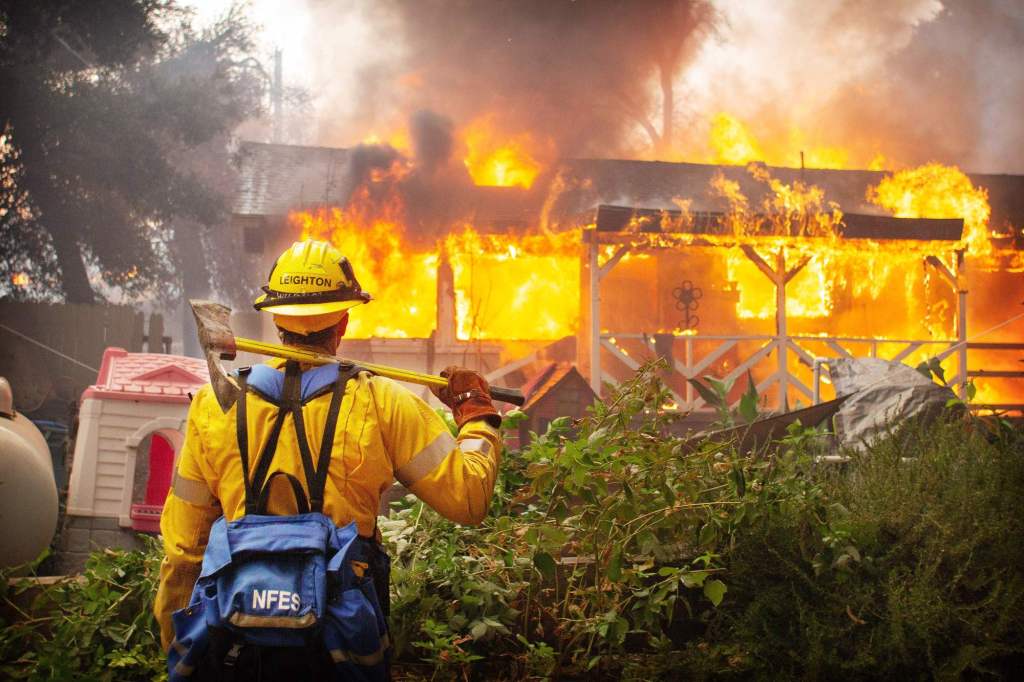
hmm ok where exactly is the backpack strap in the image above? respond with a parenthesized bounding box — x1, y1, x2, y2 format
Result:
(236, 362, 300, 515)
(307, 364, 362, 512)
(255, 471, 310, 515)
(236, 360, 362, 516)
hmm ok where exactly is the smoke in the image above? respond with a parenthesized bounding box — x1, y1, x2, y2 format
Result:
(677, 0, 1024, 173)
(307, 0, 719, 159)
(409, 109, 454, 171)
(289, 0, 1022, 174)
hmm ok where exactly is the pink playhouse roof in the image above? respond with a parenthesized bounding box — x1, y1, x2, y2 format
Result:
(81, 347, 210, 404)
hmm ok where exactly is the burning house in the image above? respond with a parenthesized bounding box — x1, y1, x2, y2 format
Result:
(224, 138, 1024, 416)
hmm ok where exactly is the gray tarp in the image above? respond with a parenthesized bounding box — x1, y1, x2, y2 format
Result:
(828, 357, 956, 451)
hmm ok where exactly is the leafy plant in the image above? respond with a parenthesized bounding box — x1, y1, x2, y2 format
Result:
(0, 538, 164, 681)
(4, 362, 1021, 680)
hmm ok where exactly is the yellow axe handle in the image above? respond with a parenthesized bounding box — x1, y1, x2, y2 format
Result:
(232, 337, 526, 406)
(234, 337, 447, 388)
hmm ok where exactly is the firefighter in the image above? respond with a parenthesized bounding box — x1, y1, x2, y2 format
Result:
(154, 239, 502, 678)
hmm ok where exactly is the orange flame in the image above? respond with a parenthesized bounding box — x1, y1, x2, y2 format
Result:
(461, 114, 546, 188)
(867, 162, 992, 256)
(708, 113, 850, 169)
(289, 205, 578, 341)
(10, 272, 29, 287)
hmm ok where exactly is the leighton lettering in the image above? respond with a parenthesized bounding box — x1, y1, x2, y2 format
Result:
(281, 274, 332, 287)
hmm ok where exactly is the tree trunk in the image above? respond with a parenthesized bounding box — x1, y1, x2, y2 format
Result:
(50, 228, 95, 303)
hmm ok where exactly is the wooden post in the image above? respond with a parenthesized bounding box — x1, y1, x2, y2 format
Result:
(775, 250, 788, 410)
(589, 233, 601, 394)
(956, 250, 968, 397)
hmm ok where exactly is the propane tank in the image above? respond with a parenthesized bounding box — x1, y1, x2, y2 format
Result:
(0, 377, 59, 569)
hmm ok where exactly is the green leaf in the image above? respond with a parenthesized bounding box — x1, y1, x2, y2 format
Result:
(731, 465, 746, 497)
(688, 378, 724, 409)
(681, 570, 709, 588)
(533, 552, 557, 582)
(739, 370, 759, 423)
(739, 390, 758, 424)
(965, 380, 978, 401)
(607, 546, 623, 582)
(704, 579, 727, 607)
(928, 357, 947, 384)
(470, 620, 488, 639)
(699, 522, 718, 547)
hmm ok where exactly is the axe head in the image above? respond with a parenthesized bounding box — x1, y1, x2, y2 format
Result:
(190, 299, 241, 413)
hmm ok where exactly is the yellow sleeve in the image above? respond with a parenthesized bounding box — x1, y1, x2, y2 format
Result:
(371, 376, 502, 525)
(153, 388, 221, 651)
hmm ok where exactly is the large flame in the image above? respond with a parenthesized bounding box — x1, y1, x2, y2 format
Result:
(294, 197, 438, 339)
(446, 228, 579, 340)
(867, 162, 992, 256)
(708, 113, 851, 169)
(290, 206, 578, 341)
(461, 114, 546, 188)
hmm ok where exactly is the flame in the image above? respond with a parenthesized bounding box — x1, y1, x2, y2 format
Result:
(361, 126, 411, 154)
(294, 199, 438, 339)
(867, 163, 992, 256)
(446, 228, 579, 340)
(10, 272, 29, 287)
(289, 204, 578, 341)
(707, 113, 851, 169)
(710, 113, 764, 166)
(461, 114, 546, 188)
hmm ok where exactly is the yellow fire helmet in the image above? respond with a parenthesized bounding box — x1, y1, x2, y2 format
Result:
(253, 240, 371, 317)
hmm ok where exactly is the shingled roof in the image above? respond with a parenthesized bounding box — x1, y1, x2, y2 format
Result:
(234, 142, 352, 216)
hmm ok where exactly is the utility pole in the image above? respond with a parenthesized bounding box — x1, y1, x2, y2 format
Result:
(271, 48, 283, 143)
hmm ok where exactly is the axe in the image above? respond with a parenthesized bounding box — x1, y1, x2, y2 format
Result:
(190, 300, 525, 412)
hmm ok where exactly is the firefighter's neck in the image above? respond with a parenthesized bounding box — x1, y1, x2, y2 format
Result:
(285, 336, 341, 371)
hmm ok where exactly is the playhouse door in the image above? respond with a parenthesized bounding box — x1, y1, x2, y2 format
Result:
(144, 433, 174, 506)
(130, 432, 176, 532)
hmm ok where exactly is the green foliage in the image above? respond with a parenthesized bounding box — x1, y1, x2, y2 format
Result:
(385, 363, 1024, 679)
(0, 538, 165, 681)
(4, 363, 1021, 680)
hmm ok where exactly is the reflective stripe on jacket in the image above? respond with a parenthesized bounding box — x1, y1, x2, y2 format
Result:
(154, 362, 501, 649)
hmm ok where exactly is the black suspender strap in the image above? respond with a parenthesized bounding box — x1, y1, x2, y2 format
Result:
(255, 471, 310, 515)
(308, 365, 360, 512)
(235, 367, 255, 511)
(236, 361, 360, 516)
(247, 362, 300, 514)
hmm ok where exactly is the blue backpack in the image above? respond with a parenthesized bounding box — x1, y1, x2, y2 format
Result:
(168, 361, 390, 681)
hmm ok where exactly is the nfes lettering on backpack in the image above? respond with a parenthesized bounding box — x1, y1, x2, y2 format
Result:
(252, 589, 301, 611)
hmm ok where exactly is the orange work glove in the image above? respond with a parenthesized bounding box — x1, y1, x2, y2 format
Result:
(430, 366, 501, 429)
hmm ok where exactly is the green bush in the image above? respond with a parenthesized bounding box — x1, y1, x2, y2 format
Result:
(706, 416, 1024, 680)
(3, 364, 1021, 681)
(0, 538, 164, 681)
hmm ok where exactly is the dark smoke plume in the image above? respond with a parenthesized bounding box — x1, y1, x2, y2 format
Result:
(320, 0, 719, 160)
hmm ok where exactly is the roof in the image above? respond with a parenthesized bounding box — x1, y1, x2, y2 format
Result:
(231, 141, 1024, 239)
(594, 204, 965, 241)
(81, 348, 209, 404)
(234, 142, 352, 216)
(521, 362, 588, 412)
(553, 159, 1024, 235)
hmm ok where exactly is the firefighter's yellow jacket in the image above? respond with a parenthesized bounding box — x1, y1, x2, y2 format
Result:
(153, 361, 502, 649)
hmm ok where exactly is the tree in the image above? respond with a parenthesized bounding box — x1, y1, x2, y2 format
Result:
(0, 1, 265, 303)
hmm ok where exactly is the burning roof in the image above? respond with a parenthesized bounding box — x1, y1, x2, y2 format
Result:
(233, 141, 1024, 243)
